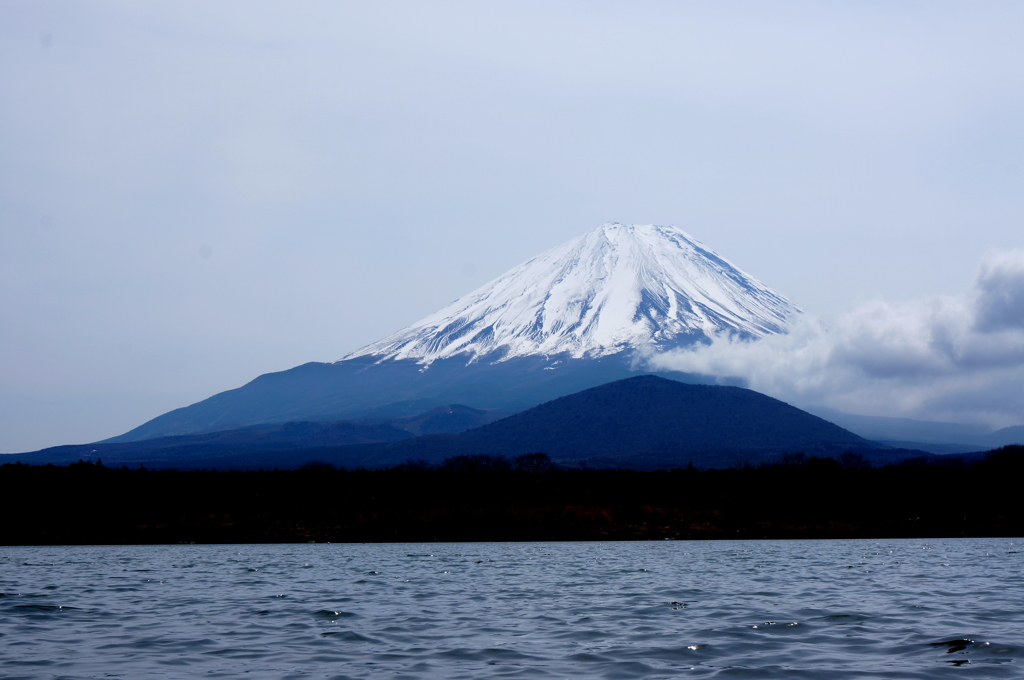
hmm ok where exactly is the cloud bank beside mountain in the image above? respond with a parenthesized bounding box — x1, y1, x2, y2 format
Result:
(648, 250, 1024, 429)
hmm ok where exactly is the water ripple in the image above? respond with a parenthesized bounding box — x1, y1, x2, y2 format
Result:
(0, 539, 1021, 678)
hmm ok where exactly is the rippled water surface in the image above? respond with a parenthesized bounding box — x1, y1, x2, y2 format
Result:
(1, 539, 1021, 679)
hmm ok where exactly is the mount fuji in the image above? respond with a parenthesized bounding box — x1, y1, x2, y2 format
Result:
(348, 223, 799, 364)
(110, 223, 802, 442)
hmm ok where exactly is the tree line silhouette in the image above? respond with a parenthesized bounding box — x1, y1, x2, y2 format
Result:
(1, 446, 1021, 544)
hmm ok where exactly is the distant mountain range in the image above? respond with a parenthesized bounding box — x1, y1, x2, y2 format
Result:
(802, 408, 1024, 453)
(105, 223, 802, 443)
(7, 376, 944, 471)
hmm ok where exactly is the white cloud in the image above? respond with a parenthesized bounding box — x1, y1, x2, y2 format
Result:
(648, 250, 1024, 428)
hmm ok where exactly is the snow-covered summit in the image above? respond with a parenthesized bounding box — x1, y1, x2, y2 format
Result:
(342, 223, 802, 365)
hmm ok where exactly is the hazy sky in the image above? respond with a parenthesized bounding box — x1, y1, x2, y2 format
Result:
(3, 1, 1023, 451)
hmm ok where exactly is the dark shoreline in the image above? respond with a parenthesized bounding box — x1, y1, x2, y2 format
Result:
(3, 446, 1022, 545)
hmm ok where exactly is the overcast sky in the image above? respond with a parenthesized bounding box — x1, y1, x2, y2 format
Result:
(3, 1, 1023, 451)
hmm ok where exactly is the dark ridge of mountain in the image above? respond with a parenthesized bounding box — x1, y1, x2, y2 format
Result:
(873, 440, 990, 455)
(104, 355, 714, 443)
(3, 403, 503, 466)
(6, 420, 413, 467)
(805, 408, 1024, 451)
(982, 425, 1024, 447)
(348, 375, 883, 469)
(7, 377, 927, 472)
(805, 408, 992, 446)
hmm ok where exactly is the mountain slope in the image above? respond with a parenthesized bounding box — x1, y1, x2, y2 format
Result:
(346, 223, 801, 364)
(356, 375, 881, 469)
(12, 376, 902, 471)
(982, 425, 1024, 447)
(107, 223, 799, 442)
(804, 408, 1024, 452)
(7, 420, 414, 467)
(379, 404, 508, 436)
(106, 356, 710, 442)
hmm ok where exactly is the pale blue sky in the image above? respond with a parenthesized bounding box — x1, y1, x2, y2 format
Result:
(2, 1, 1023, 451)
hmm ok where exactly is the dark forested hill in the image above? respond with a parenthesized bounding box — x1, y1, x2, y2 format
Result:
(357, 375, 880, 468)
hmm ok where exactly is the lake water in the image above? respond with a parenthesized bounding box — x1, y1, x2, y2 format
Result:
(1, 539, 1021, 679)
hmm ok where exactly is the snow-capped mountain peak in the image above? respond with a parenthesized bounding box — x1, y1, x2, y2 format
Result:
(342, 223, 802, 365)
